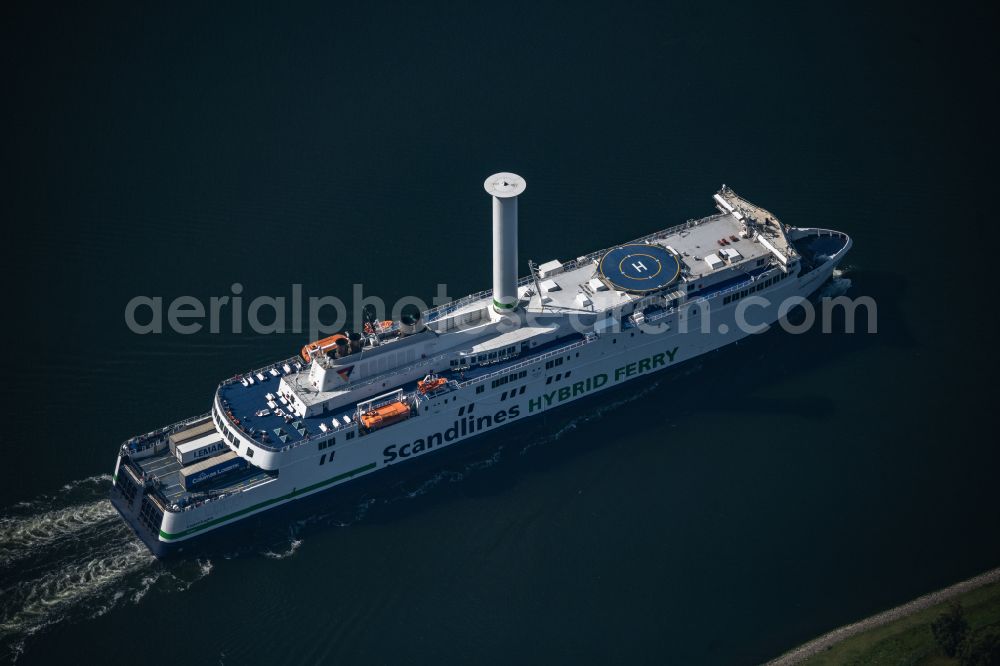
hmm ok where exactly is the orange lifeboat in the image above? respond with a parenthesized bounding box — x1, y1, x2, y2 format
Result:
(301, 333, 348, 362)
(363, 320, 395, 335)
(360, 401, 411, 431)
(417, 374, 447, 395)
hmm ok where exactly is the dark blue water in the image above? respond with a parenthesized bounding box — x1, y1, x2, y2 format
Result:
(2, 1, 997, 663)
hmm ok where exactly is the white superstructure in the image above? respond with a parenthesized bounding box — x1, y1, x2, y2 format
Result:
(110, 180, 852, 556)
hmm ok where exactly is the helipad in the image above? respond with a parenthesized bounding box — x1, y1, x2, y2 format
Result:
(598, 244, 681, 293)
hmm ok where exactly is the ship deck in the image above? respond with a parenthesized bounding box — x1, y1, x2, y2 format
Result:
(215, 205, 785, 452)
(427, 210, 774, 322)
(218, 370, 362, 449)
(131, 448, 275, 506)
(216, 333, 588, 450)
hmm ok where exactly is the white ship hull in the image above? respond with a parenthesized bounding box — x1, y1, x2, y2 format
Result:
(112, 248, 846, 556)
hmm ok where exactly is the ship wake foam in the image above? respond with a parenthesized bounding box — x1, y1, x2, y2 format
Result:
(0, 480, 214, 662)
(819, 274, 853, 299)
(0, 500, 118, 566)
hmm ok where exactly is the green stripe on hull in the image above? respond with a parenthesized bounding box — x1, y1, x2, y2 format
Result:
(159, 462, 377, 541)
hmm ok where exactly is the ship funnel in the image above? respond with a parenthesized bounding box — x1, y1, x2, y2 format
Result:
(484, 172, 526, 313)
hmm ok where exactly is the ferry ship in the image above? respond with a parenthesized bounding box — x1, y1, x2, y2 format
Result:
(110, 174, 852, 556)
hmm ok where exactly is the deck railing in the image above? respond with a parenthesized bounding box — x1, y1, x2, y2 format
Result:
(456, 336, 594, 388)
(122, 412, 213, 452)
(423, 274, 536, 323)
(219, 355, 303, 387)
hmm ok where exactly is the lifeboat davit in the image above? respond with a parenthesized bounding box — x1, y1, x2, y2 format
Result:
(417, 374, 447, 395)
(301, 333, 347, 363)
(359, 401, 411, 431)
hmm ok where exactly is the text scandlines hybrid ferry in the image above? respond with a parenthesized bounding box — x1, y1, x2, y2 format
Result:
(110, 174, 851, 556)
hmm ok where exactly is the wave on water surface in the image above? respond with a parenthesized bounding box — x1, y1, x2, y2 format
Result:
(821, 271, 853, 298)
(0, 475, 213, 662)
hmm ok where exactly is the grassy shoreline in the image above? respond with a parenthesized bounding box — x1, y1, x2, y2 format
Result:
(767, 570, 1000, 665)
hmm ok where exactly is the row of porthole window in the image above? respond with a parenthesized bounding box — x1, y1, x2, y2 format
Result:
(501, 386, 527, 401)
(213, 405, 240, 449)
(723, 272, 789, 305)
(470, 351, 580, 395)
(492, 370, 528, 389)
(317, 430, 353, 455)
(426, 395, 459, 411)
(450, 345, 518, 368)
(545, 370, 573, 385)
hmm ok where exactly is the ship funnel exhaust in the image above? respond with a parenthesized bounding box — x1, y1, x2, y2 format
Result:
(484, 172, 526, 313)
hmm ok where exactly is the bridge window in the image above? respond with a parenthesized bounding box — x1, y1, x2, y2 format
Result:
(346, 431, 355, 440)
(476, 385, 484, 394)
(320, 454, 326, 465)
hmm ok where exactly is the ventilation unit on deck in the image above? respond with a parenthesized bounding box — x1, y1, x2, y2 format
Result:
(538, 259, 564, 278)
(704, 254, 725, 270)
